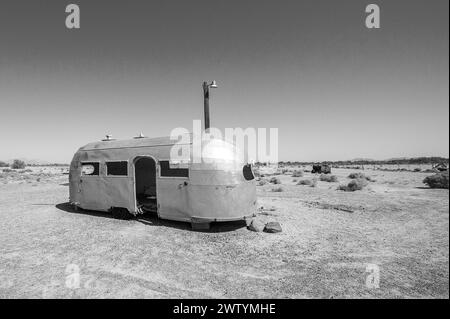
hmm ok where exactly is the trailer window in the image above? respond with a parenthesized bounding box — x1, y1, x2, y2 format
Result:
(160, 161, 189, 178)
(81, 162, 99, 176)
(106, 161, 128, 176)
(243, 164, 254, 181)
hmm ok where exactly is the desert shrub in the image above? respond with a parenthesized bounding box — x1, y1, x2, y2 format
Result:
(271, 187, 284, 192)
(338, 178, 368, 192)
(257, 179, 268, 186)
(292, 179, 298, 183)
(423, 171, 449, 189)
(292, 170, 304, 178)
(413, 168, 422, 172)
(269, 177, 281, 184)
(0, 161, 8, 167)
(348, 172, 373, 181)
(19, 169, 33, 173)
(424, 169, 438, 173)
(2, 168, 14, 173)
(348, 172, 363, 179)
(319, 174, 338, 182)
(11, 159, 26, 169)
(297, 178, 318, 187)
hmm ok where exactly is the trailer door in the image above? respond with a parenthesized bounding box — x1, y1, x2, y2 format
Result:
(79, 162, 104, 211)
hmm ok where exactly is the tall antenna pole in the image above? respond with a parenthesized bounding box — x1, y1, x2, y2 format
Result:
(203, 81, 210, 131)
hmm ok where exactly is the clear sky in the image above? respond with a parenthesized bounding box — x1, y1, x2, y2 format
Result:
(0, 0, 448, 163)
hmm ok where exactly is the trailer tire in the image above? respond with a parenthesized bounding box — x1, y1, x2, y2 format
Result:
(111, 207, 133, 220)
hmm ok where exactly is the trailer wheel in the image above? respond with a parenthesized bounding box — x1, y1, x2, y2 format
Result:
(111, 207, 133, 220)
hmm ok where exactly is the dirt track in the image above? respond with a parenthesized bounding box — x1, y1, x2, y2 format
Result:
(0, 167, 448, 298)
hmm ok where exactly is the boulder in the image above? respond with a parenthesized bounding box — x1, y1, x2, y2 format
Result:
(248, 219, 265, 232)
(264, 221, 282, 233)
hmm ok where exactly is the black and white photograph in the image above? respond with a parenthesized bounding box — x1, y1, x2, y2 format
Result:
(0, 0, 448, 307)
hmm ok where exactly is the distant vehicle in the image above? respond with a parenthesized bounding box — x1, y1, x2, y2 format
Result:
(433, 163, 448, 172)
(311, 164, 331, 174)
(69, 135, 257, 230)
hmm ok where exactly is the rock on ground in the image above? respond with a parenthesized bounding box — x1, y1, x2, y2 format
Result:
(264, 221, 282, 233)
(247, 219, 265, 232)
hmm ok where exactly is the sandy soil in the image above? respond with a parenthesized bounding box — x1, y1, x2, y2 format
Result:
(0, 166, 448, 298)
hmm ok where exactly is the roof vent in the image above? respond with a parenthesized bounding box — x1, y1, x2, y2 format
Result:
(102, 134, 115, 141)
(134, 132, 146, 139)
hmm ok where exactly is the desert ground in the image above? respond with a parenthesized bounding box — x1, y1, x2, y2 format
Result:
(0, 165, 448, 298)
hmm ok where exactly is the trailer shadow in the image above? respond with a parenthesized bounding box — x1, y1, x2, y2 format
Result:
(136, 214, 247, 233)
(55, 202, 247, 233)
(55, 202, 115, 219)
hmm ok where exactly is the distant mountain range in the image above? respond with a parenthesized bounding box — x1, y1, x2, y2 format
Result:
(278, 157, 449, 165)
(0, 158, 66, 166)
(350, 158, 376, 162)
(4, 158, 50, 165)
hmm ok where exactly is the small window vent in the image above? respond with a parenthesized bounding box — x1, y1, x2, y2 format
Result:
(102, 134, 115, 141)
(134, 133, 146, 139)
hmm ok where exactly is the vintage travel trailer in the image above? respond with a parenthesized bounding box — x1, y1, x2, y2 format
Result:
(69, 135, 257, 229)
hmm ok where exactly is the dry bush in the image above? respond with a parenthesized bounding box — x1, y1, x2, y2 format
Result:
(269, 177, 281, 184)
(348, 172, 364, 179)
(257, 179, 268, 186)
(0, 161, 8, 167)
(423, 171, 449, 189)
(11, 159, 26, 169)
(296, 178, 318, 187)
(2, 168, 14, 173)
(36, 172, 53, 178)
(413, 168, 422, 172)
(348, 172, 373, 181)
(271, 187, 284, 192)
(338, 178, 368, 192)
(319, 174, 338, 182)
(292, 170, 304, 178)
